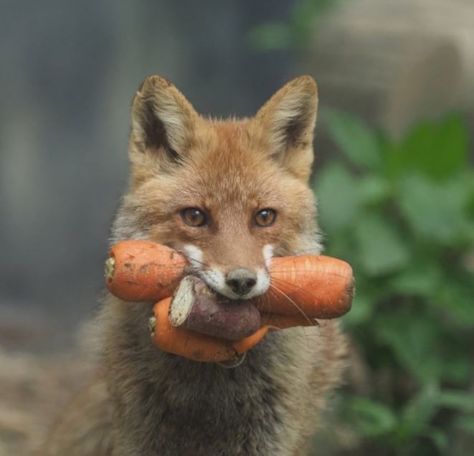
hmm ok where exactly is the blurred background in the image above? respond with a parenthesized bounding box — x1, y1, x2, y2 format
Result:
(1, 0, 473, 454)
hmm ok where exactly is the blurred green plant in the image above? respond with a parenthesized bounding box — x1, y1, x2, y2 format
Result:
(248, 0, 343, 51)
(315, 110, 474, 455)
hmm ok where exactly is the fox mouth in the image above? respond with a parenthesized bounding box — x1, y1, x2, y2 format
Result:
(178, 244, 271, 301)
(194, 268, 270, 301)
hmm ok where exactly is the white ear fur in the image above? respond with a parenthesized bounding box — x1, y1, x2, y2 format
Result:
(255, 76, 318, 178)
(131, 75, 198, 158)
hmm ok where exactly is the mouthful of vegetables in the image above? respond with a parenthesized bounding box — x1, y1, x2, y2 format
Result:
(104, 240, 354, 364)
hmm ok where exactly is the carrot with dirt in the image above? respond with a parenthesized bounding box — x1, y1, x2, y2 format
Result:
(105, 240, 354, 319)
(150, 297, 240, 363)
(151, 296, 317, 363)
(105, 240, 187, 302)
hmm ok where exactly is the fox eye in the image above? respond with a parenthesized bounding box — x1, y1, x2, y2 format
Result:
(180, 207, 208, 227)
(254, 208, 277, 227)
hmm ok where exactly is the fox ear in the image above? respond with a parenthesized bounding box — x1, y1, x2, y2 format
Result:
(255, 76, 318, 181)
(130, 75, 198, 162)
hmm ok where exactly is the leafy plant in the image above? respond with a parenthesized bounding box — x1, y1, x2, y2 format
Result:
(315, 111, 474, 455)
(248, 0, 344, 51)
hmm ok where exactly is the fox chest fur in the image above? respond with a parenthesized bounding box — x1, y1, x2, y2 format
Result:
(100, 298, 344, 456)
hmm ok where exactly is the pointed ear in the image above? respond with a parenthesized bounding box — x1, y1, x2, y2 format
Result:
(130, 75, 198, 162)
(255, 76, 318, 181)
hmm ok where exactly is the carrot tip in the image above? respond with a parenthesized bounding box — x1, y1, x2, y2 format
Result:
(218, 352, 247, 368)
(148, 316, 157, 337)
(104, 257, 115, 282)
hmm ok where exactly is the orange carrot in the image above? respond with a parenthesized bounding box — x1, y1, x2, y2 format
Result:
(106, 240, 354, 319)
(151, 297, 239, 363)
(260, 312, 317, 329)
(232, 314, 316, 355)
(105, 241, 186, 302)
(151, 299, 315, 362)
(262, 255, 354, 319)
(232, 326, 270, 355)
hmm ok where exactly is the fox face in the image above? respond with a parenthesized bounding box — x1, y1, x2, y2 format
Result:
(112, 75, 321, 300)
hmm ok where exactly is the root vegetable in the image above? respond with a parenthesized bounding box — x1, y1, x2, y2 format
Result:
(151, 298, 315, 362)
(260, 312, 317, 329)
(105, 241, 186, 302)
(258, 255, 354, 319)
(231, 326, 270, 355)
(232, 313, 318, 354)
(106, 240, 354, 319)
(151, 297, 239, 363)
(169, 276, 261, 341)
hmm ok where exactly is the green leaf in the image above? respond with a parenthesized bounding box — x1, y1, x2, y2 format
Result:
(343, 291, 374, 326)
(454, 415, 474, 434)
(323, 232, 356, 261)
(376, 312, 442, 384)
(424, 428, 449, 452)
(348, 397, 398, 437)
(398, 174, 472, 245)
(438, 390, 474, 413)
(324, 110, 382, 170)
(248, 0, 344, 51)
(290, 0, 346, 47)
(388, 113, 468, 181)
(436, 280, 474, 327)
(358, 175, 392, 205)
(354, 214, 410, 275)
(247, 23, 293, 51)
(389, 261, 443, 297)
(398, 385, 439, 439)
(442, 355, 472, 384)
(315, 163, 361, 232)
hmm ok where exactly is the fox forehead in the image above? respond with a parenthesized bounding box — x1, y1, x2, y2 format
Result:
(167, 120, 301, 208)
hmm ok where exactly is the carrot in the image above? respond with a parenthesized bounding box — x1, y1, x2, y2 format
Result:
(105, 241, 186, 302)
(106, 240, 354, 319)
(232, 314, 316, 354)
(151, 297, 239, 363)
(261, 255, 354, 319)
(151, 298, 315, 362)
(260, 312, 317, 329)
(231, 326, 270, 355)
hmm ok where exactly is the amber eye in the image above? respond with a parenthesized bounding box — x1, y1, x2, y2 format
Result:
(254, 208, 277, 227)
(180, 207, 208, 227)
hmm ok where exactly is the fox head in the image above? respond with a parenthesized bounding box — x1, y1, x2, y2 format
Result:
(112, 75, 321, 300)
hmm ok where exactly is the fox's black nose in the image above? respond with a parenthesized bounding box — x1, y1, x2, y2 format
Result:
(226, 268, 257, 296)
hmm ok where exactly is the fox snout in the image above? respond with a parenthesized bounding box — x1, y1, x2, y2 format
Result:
(225, 268, 258, 296)
(181, 244, 272, 300)
(211, 264, 270, 300)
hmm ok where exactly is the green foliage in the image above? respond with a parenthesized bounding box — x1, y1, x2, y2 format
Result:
(315, 111, 474, 455)
(248, 0, 344, 51)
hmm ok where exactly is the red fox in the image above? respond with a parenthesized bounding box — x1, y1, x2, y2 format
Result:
(41, 75, 347, 455)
